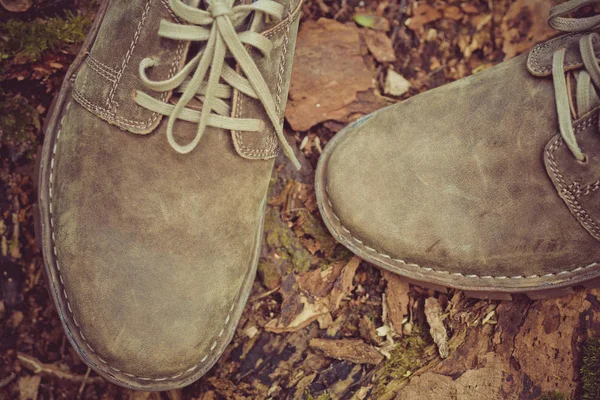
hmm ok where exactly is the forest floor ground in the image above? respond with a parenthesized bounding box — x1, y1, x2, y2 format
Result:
(1, 0, 600, 399)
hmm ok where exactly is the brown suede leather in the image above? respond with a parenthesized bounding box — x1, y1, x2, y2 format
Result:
(316, 36, 600, 295)
(38, 0, 301, 390)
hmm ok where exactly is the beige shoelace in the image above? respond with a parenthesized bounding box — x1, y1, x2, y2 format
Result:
(136, 0, 301, 169)
(550, 0, 600, 162)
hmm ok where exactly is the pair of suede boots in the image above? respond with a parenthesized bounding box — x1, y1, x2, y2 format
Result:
(35, 0, 600, 390)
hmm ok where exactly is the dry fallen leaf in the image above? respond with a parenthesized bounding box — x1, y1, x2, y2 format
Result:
(265, 295, 330, 333)
(18, 375, 40, 400)
(443, 5, 462, 20)
(397, 354, 513, 400)
(382, 270, 410, 335)
(310, 338, 384, 365)
(286, 18, 374, 131)
(297, 262, 344, 298)
(1, 0, 32, 12)
(460, 2, 479, 15)
(424, 297, 449, 359)
(501, 0, 555, 59)
(407, 5, 442, 31)
(265, 257, 361, 333)
(330, 256, 361, 310)
(363, 30, 396, 63)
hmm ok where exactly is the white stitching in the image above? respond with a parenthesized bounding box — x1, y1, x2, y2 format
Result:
(232, 0, 301, 158)
(48, 101, 239, 381)
(529, 33, 583, 74)
(546, 116, 600, 239)
(324, 185, 599, 280)
(107, 0, 152, 108)
(85, 53, 118, 81)
(77, 0, 186, 131)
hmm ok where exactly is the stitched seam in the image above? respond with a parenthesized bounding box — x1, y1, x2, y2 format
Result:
(85, 0, 186, 130)
(48, 101, 238, 381)
(233, 1, 299, 157)
(574, 180, 600, 197)
(107, 0, 151, 109)
(322, 185, 598, 281)
(273, 1, 292, 120)
(105, 0, 176, 129)
(87, 53, 118, 76)
(546, 118, 600, 238)
(86, 53, 118, 81)
(159, 0, 181, 22)
(74, 89, 152, 128)
(530, 34, 582, 74)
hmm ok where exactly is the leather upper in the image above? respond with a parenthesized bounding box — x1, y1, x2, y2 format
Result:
(324, 50, 600, 279)
(46, 0, 301, 380)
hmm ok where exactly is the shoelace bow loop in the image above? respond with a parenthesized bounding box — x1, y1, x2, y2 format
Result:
(550, 0, 600, 161)
(136, 0, 301, 169)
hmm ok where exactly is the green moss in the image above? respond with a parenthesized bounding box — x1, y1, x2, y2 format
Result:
(0, 93, 40, 155)
(257, 259, 281, 290)
(581, 337, 600, 400)
(539, 391, 569, 400)
(264, 207, 312, 273)
(305, 391, 332, 400)
(0, 11, 91, 64)
(299, 211, 338, 257)
(372, 325, 431, 397)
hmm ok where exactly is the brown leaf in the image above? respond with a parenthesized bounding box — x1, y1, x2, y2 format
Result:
(396, 354, 513, 400)
(382, 271, 410, 335)
(18, 375, 40, 400)
(310, 338, 384, 365)
(318, 90, 388, 130)
(512, 294, 593, 395)
(265, 258, 360, 334)
(443, 5, 462, 21)
(285, 18, 374, 131)
(297, 262, 344, 298)
(460, 3, 479, 14)
(424, 297, 449, 359)
(1, 0, 32, 12)
(359, 314, 382, 345)
(265, 295, 330, 333)
(330, 256, 361, 310)
(500, 0, 555, 59)
(407, 5, 442, 31)
(363, 30, 396, 63)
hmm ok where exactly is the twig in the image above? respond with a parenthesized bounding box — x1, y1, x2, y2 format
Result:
(249, 286, 281, 303)
(76, 367, 91, 399)
(17, 353, 104, 384)
(316, 0, 329, 14)
(333, 0, 348, 20)
(0, 373, 15, 389)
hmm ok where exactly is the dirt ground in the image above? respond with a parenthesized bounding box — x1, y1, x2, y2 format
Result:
(1, 0, 600, 399)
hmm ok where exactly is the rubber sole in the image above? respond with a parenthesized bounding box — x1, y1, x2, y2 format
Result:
(314, 116, 600, 301)
(33, 0, 265, 389)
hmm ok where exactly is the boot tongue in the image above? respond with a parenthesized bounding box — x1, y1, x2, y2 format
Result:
(527, 32, 600, 77)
